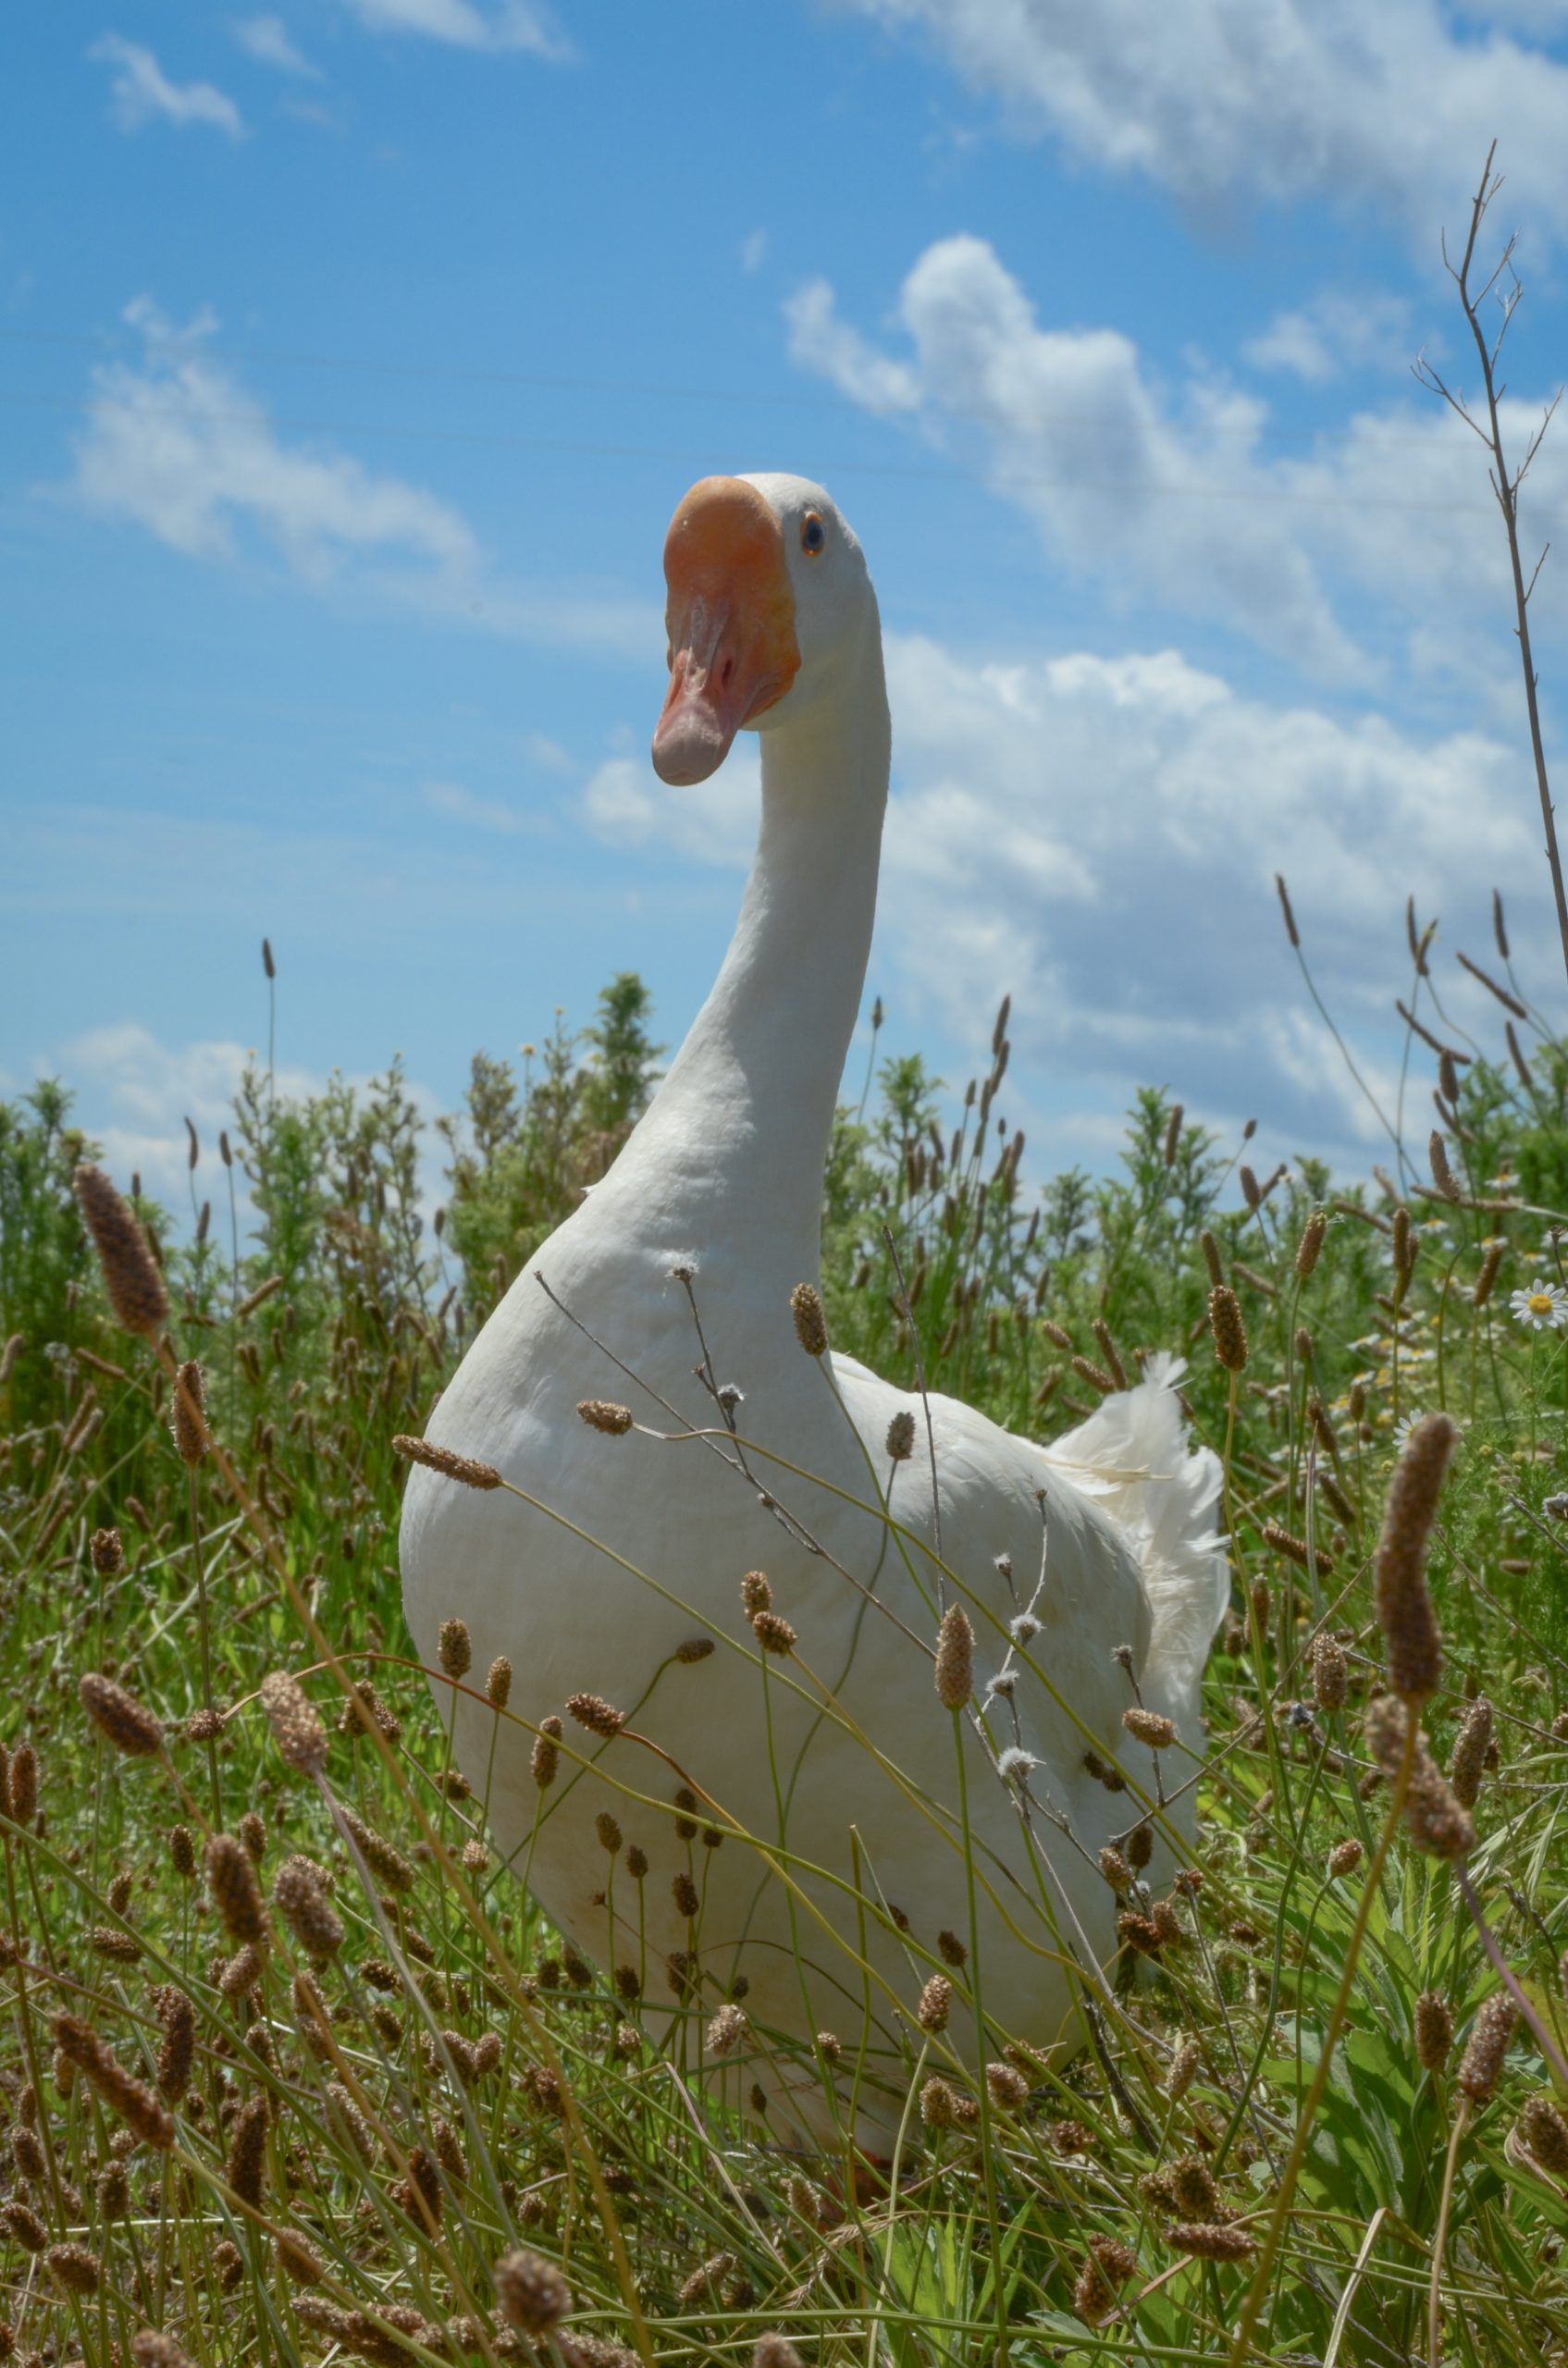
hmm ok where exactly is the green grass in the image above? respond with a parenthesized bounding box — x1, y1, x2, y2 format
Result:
(3, 919, 1568, 2368)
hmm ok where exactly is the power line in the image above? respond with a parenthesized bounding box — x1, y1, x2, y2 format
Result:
(0, 317, 1519, 462)
(0, 386, 1512, 519)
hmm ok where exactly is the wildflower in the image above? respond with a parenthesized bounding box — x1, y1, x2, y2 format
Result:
(73, 1164, 168, 1338)
(52, 2013, 175, 2149)
(171, 1360, 209, 1464)
(985, 2061, 1029, 2109)
(1457, 1992, 1518, 2104)
(47, 2244, 102, 2295)
(274, 1858, 344, 1963)
(532, 1715, 562, 1786)
(226, 2094, 269, 2207)
(486, 1655, 512, 1706)
(155, 1989, 195, 2104)
(340, 1807, 414, 1892)
(566, 1692, 624, 1738)
(789, 1282, 828, 1357)
(1327, 1838, 1364, 1878)
(1373, 1412, 1456, 1702)
(133, 2337, 196, 2368)
(206, 1834, 266, 1948)
(438, 1619, 472, 1679)
(1170, 2156, 1219, 2219)
(934, 1606, 972, 1708)
(917, 1975, 951, 2033)
(497, 2244, 571, 2339)
(80, 1671, 163, 1758)
(920, 2075, 960, 2128)
(1510, 1279, 1568, 1331)
(6, 1743, 37, 1827)
(90, 1525, 124, 1576)
(1122, 1707, 1175, 1748)
(886, 1409, 916, 1461)
(1295, 1210, 1327, 1279)
(751, 1608, 796, 1654)
(260, 1670, 327, 1778)
(1167, 2038, 1201, 2099)
(752, 2340, 804, 2368)
(1450, 1696, 1493, 1809)
(1208, 1284, 1248, 1374)
(1518, 2094, 1568, 2177)
(392, 1434, 502, 1487)
(1009, 1611, 1040, 1645)
(1169, 2223, 1254, 2262)
(1098, 1845, 1132, 1893)
(1311, 1633, 1348, 1713)
(706, 2002, 747, 2056)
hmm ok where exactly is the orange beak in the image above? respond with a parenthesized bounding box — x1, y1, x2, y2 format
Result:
(652, 476, 800, 785)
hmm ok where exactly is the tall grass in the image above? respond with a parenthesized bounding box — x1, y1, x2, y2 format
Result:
(2, 886, 1567, 2367)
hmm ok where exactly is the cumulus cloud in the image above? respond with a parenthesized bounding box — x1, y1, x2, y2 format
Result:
(233, 15, 322, 77)
(66, 299, 655, 657)
(425, 780, 532, 832)
(56, 1023, 446, 1224)
(1243, 290, 1413, 383)
(331, 0, 570, 54)
(786, 235, 1568, 692)
(582, 750, 759, 870)
(577, 628, 1548, 1164)
(842, 0, 1568, 246)
(58, 1024, 302, 1208)
(787, 238, 1363, 674)
(89, 34, 244, 137)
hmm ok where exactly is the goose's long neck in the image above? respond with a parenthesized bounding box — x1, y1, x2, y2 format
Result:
(609, 637, 890, 1281)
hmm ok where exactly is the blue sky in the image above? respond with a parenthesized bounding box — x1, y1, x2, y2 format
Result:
(5, 2, 1568, 1215)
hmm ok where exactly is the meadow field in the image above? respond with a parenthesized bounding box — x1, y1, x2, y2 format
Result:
(2, 891, 1567, 2368)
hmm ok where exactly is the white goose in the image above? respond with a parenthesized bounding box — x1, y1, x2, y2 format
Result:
(401, 474, 1228, 2141)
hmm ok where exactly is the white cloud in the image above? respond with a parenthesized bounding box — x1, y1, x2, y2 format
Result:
(74, 300, 474, 576)
(524, 732, 574, 775)
(582, 751, 759, 870)
(788, 238, 1362, 674)
(234, 15, 322, 77)
(89, 34, 244, 137)
(58, 1024, 302, 1209)
(56, 1023, 447, 1227)
(740, 229, 768, 273)
(331, 0, 570, 54)
(784, 279, 921, 415)
(842, 0, 1568, 246)
(65, 298, 657, 658)
(576, 629, 1550, 1163)
(425, 780, 531, 832)
(1243, 290, 1413, 384)
(786, 235, 1568, 691)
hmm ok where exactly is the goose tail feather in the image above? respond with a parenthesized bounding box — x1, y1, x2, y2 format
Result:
(1043, 1350, 1228, 1712)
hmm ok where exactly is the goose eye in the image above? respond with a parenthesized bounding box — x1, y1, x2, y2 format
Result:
(799, 512, 826, 557)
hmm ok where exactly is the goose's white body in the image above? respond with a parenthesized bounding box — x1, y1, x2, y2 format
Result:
(401, 475, 1227, 2141)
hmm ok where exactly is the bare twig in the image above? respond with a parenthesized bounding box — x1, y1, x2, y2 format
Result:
(1414, 142, 1568, 994)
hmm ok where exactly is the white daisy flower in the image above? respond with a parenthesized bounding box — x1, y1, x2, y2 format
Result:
(1393, 1411, 1424, 1452)
(1510, 1279, 1568, 1331)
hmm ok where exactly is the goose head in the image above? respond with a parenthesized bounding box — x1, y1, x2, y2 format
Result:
(652, 472, 876, 786)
